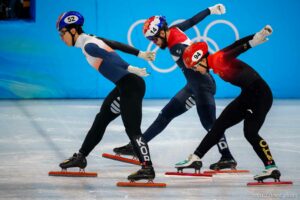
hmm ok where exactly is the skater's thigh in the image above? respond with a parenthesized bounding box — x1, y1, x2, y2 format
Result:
(160, 85, 194, 118)
(100, 87, 121, 116)
(194, 90, 216, 107)
(213, 97, 245, 130)
(173, 84, 194, 105)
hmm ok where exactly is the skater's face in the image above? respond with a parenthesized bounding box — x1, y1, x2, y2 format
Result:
(59, 28, 77, 46)
(151, 30, 168, 49)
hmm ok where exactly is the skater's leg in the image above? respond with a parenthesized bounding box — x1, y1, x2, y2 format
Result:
(244, 115, 276, 167)
(243, 80, 280, 181)
(79, 88, 121, 156)
(113, 86, 194, 156)
(176, 96, 245, 170)
(143, 86, 194, 142)
(194, 96, 245, 159)
(60, 88, 121, 169)
(143, 97, 194, 142)
(243, 81, 276, 167)
(194, 91, 234, 160)
(59, 153, 87, 170)
(117, 74, 153, 166)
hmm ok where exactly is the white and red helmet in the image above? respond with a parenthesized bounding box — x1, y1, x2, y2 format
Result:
(183, 42, 209, 69)
(143, 16, 167, 41)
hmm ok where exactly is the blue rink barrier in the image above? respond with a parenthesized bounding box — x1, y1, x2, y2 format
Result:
(0, 0, 299, 99)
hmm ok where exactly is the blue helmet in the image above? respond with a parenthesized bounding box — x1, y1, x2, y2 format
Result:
(56, 11, 84, 31)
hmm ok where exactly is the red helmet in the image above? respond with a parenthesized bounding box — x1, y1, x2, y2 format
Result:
(183, 42, 209, 69)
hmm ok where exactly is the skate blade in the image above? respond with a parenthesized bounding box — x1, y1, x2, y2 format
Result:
(102, 153, 140, 165)
(165, 172, 212, 177)
(247, 181, 293, 186)
(117, 181, 166, 187)
(204, 169, 250, 174)
(48, 171, 98, 177)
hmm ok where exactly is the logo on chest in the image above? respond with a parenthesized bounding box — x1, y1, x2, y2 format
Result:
(171, 44, 186, 57)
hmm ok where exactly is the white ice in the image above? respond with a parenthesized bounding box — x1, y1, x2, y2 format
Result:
(0, 99, 299, 200)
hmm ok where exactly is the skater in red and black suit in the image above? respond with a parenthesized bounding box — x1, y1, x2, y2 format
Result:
(176, 25, 281, 181)
(114, 4, 238, 170)
(56, 11, 157, 181)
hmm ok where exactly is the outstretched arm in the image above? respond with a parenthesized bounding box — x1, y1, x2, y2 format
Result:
(95, 36, 155, 61)
(174, 4, 225, 31)
(97, 37, 152, 77)
(96, 36, 138, 55)
(222, 38, 253, 60)
(223, 25, 273, 59)
(222, 35, 255, 53)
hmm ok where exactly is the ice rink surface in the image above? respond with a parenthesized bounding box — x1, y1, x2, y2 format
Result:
(0, 99, 299, 200)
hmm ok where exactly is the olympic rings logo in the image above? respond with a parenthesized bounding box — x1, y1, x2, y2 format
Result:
(127, 19, 239, 73)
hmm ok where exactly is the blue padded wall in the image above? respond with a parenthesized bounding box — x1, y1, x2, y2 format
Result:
(0, 0, 299, 98)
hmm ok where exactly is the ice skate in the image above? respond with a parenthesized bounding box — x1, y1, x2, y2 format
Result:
(209, 157, 237, 170)
(103, 143, 140, 165)
(59, 153, 87, 170)
(113, 143, 136, 157)
(175, 154, 202, 173)
(247, 166, 293, 186)
(128, 165, 155, 181)
(49, 153, 97, 177)
(165, 154, 210, 177)
(102, 153, 140, 165)
(254, 166, 281, 182)
(117, 166, 166, 187)
(204, 157, 250, 174)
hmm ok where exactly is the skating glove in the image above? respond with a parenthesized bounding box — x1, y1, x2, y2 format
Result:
(209, 4, 226, 15)
(249, 25, 273, 47)
(128, 65, 150, 77)
(138, 51, 156, 61)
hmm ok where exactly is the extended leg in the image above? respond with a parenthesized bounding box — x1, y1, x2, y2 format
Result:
(79, 88, 121, 156)
(194, 91, 236, 169)
(194, 96, 245, 159)
(59, 87, 121, 170)
(143, 86, 195, 142)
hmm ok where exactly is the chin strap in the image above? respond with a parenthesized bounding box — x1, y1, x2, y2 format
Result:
(193, 59, 209, 73)
(67, 30, 76, 46)
(162, 29, 168, 46)
(198, 56, 209, 70)
(163, 29, 168, 41)
(156, 29, 168, 48)
(198, 63, 208, 69)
